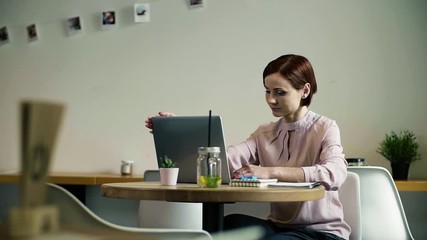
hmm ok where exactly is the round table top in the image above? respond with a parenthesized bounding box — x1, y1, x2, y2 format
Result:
(101, 181, 325, 203)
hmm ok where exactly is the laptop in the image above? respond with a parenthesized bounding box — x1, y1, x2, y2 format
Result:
(152, 115, 231, 184)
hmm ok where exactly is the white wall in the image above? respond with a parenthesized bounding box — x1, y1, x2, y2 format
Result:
(1, 0, 427, 178)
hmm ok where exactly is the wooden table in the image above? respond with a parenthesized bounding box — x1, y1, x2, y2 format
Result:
(0, 172, 144, 185)
(101, 181, 325, 233)
(394, 180, 427, 192)
(0, 172, 144, 204)
(2, 172, 425, 191)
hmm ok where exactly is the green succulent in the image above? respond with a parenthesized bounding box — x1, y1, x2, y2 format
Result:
(377, 130, 421, 164)
(160, 155, 176, 168)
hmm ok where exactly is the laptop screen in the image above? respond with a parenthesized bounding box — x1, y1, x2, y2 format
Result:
(152, 116, 231, 184)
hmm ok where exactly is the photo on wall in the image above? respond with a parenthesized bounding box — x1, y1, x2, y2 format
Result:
(27, 24, 38, 42)
(66, 16, 82, 35)
(134, 3, 150, 23)
(0, 26, 10, 45)
(102, 11, 117, 29)
(188, 0, 205, 10)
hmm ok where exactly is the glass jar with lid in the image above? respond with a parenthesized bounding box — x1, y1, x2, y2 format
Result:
(346, 158, 365, 166)
(121, 160, 134, 176)
(197, 147, 222, 188)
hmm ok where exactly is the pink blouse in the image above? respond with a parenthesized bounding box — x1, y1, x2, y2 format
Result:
(227, 111, 351, 239)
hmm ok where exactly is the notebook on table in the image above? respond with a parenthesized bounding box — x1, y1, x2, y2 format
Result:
(230, 178, 278, 187)
(152, 115, 231, 184)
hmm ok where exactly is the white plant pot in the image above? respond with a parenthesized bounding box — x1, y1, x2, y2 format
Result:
(159, 168, 179, 186)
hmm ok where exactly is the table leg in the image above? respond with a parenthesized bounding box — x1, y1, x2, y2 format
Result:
(202, 203, 224, 233)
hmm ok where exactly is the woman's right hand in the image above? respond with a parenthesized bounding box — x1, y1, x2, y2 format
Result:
(145, 112, 176, 133)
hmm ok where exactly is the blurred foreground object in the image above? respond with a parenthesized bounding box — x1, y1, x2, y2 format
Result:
(9, 100, 65, 238)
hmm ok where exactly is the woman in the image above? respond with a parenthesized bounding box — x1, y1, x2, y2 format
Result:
(145, 54, 350, 240)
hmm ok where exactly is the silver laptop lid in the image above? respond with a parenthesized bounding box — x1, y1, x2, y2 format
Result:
(152, 116, 231, 184)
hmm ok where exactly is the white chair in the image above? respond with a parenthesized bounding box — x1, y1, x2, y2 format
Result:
(348, 166, 414, 240)
(138, 170, 203, 229)
(339, 172, 361, 240)
(46, 183, 212, 239)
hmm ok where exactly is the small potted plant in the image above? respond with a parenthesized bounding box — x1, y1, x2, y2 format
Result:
(159, 155, 179, 185)
(377, 130, 421, 180)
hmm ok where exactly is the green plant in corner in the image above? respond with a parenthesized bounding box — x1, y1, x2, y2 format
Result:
(377, 130, 421, 164)
(160, 155, 176, 168)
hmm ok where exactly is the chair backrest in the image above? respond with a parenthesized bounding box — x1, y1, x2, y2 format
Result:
(338, 172, 361, 240)
(139, 170, 203, 229)
(144, 169, 161, 181)
(348, 166, 414, 240)
(47, 183, 212, 239)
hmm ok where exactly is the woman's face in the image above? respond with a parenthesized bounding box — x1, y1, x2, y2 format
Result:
(264, 73, 308, 122)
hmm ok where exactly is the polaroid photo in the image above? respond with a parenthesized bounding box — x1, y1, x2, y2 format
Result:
(188, 0, 205, 10)
(134, 3, 150, 23)
(102, 11, 117, 29)
(66, 16, 82, 35)
(0, 26, 10, 45)
(27, 24, 38, 42)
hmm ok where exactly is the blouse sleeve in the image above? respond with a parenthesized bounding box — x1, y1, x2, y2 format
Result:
(226, 136, 260, 174)
(301, 121, 348, 190)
